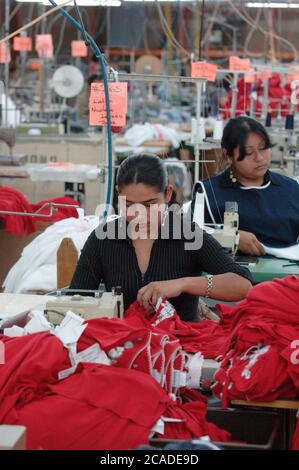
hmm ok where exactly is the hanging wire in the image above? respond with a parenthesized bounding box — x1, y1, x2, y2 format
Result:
(198, 0, 205, 59)
(228, 0, 298, 60)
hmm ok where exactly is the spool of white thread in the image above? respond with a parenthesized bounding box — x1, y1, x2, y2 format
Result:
(213, 119, 223, 140)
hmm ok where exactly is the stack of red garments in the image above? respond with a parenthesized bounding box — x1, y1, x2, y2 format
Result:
(0, 312, 231, 449)
(0, 187, 79, 235)
(124, 299, 230, 358)
(208, 275, 299, 450)
(123, 277, 299, 449)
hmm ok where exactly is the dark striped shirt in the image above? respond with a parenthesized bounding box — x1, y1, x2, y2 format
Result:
(70, 216, 252, 321)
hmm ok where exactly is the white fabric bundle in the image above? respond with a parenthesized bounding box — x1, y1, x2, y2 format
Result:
(3, 215, 99, 294)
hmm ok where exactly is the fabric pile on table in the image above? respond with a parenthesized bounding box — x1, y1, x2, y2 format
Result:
(0, 300, 231, 450)
(0, 186, 79, 236)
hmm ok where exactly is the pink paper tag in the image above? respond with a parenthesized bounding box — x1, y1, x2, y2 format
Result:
(36, 34, 53, 59)
(89, 82, 128, 127)
(71, 40, 88, 57)
(191, 61, 218, 82)
(13, 36, 32, 52)
(0, 44, 11, 63)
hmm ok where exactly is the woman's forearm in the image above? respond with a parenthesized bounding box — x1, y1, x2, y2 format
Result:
(182, 273, 252, 301)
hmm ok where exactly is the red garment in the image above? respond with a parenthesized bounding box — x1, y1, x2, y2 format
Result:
(213, 344, 297, 405)
(224, 73, 294, 119)
(125, 300, 228, 358)
(31, 196, 79, 223)
(0, 332, 70, 421)
(0, 329, 230, 449)
(0, 187, 79, 235)
(4, 363, 170, 450)
(212, 276, 299, 407)
(0, 187, 36, 235)
(79, 315, 186, 396)
(159, 397, 230, 443)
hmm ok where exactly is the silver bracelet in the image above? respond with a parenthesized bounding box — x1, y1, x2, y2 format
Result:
(204, 274, 214, 298)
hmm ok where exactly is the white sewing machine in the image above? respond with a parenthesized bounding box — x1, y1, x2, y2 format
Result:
(192, 188, 239, 254)
(45, 288, 124, 325)
(210, 202, 239, 254)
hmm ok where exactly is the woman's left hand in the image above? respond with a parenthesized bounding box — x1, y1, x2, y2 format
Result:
(137, 279, 185, 310)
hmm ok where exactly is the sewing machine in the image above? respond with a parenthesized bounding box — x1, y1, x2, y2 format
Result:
(209, 202, 239, 254)
(45, 288, 124, 325)
(193, 187, 239, 253)
(0, 127, 27, 166)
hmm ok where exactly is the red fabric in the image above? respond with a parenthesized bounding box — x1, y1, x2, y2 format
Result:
(3, 363, 170, 450)
(224, 73, 295, 119)
(124, 300, 228, 358)
(0, 187, 36, 235)
(0, 327, 230, 449)
(31, 196, 79, 223)
(159, 398, 230, 443)
(211, 276, 299, 408)
(78, 315, 186, 397)
(0, 332, 70, 422)
(0, 187, 79, 235)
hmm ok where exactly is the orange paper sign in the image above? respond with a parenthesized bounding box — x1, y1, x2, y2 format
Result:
(0, 44, 11, 63)
(89, 82, 128, 127)
(71, 40, 88, 57)
(244, 69, 255, 84)
(229, 56, 251, 72)
(257, 70, 273, 80)
(191, 61, 218, 82)
(13, 36, 32, 52)
(36, 34, 53, 59)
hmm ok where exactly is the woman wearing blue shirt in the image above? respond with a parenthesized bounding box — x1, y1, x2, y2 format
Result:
(194, 116, 299, 256)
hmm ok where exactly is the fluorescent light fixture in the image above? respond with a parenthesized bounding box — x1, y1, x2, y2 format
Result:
(123, 0, 193, 2)
(17, 0, 121, 6)
(246, 2, 299, 7)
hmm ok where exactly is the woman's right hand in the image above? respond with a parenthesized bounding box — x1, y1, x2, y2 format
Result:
(238, 230, 265, 256)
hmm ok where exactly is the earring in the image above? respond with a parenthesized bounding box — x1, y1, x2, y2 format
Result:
(229, 166, 237, 183)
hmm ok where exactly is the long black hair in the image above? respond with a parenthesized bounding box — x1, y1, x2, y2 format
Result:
(221, 116, 274, 161)
(117, 153, 168, 193)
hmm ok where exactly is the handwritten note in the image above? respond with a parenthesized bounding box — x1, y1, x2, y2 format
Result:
(229, 56, 251, 72)
(0, 44, 11, 64)
(13, 36, 32, 52)
(36, 34, 53, 59)
(191, 61, 218, 82)
(89, 82, 128, 127)
(71, 40, 88, 57)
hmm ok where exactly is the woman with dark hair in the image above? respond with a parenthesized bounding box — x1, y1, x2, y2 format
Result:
(70, 154, 252, 322)
(194, 116, 299, 256)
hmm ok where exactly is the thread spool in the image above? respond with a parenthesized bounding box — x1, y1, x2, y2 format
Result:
(191, 117, 206, 144)
(285, 114, 294, 130)
(265, 112, 272, 127)
(213, 119, 223, 140)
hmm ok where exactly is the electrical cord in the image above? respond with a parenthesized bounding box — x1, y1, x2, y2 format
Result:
(156, 2, 191, 57)
(45, 0, 113, 220)
(199, 0, 205, 59)
(228, 0, 298, 60)
(0, 0, 113, 220)
(0, 0, 74, 44)
(244, 8, 262, 57)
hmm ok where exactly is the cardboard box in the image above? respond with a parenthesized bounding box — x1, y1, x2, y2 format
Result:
(0, 222, 49, 290)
